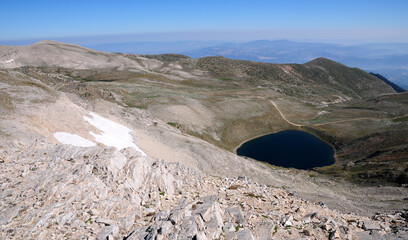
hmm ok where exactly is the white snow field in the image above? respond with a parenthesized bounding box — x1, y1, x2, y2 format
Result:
(53, 112, 146, 155)
(83, 112, 146, 155)
(53, 132, 96, 147)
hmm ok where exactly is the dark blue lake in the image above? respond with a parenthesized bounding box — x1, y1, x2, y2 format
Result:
(236, 130, 335, 170)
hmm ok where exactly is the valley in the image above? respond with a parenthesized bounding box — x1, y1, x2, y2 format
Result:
(12, 45, 405, 186)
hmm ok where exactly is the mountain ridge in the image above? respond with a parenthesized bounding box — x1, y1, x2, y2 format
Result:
(6, 39, 403, 87)
(0, 40, 152, 70)
(1, 41, 396, 102)
(179, 39, 408, 87)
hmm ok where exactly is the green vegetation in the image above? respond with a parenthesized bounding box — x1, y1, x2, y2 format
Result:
(167, 122, 182, 129)
(85, 218, 93, 224)
(138, 54, 191, 62)
(392, 116, 408, 122)
(218, 77, 233, 81)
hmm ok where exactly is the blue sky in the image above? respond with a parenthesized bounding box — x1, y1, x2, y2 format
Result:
(1, 0, 408, 44)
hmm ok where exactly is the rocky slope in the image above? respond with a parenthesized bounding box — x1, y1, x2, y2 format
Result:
(1, 144, 407, 239)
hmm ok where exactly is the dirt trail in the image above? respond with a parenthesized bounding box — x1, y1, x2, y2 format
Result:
(313, 114, 408, 126)
(313, 118, 377, 126)
(270, 100, 302, 127)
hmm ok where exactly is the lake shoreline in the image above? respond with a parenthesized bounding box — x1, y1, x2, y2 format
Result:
(235, 129, 336, 170)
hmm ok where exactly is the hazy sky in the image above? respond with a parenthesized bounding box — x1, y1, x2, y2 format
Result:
(1, 0, 408, 44)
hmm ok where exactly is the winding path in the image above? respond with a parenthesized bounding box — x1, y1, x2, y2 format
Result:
(270, 100, 302, 127)
(313, 118, 377, 126)
(313, 114, 408, 126)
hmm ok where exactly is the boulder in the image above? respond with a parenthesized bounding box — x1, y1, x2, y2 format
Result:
(362, 220, 381, 231)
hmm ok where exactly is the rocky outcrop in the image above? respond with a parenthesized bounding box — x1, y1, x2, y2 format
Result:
(0, 143, 406, 239)
(0, 144, 196, 239)
(128, 177, 408, 240)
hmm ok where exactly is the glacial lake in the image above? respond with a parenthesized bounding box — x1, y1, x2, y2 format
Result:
(236, 130, 335, 170)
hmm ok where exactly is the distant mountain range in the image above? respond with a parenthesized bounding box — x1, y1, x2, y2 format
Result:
(85, 41, 226, 55)
(85, 40, 408, 90)
(181, 40, 408, 90)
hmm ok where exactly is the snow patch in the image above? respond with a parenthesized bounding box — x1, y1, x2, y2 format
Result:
(54, 132, 96, 147)
(5, 59, 14, 63)
(53, 112, 146, 155)
(83, 112, 146, 155)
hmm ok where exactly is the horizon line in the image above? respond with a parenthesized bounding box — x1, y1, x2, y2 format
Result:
(1, 29, 408, 46)
(2, 37, 408, 47)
